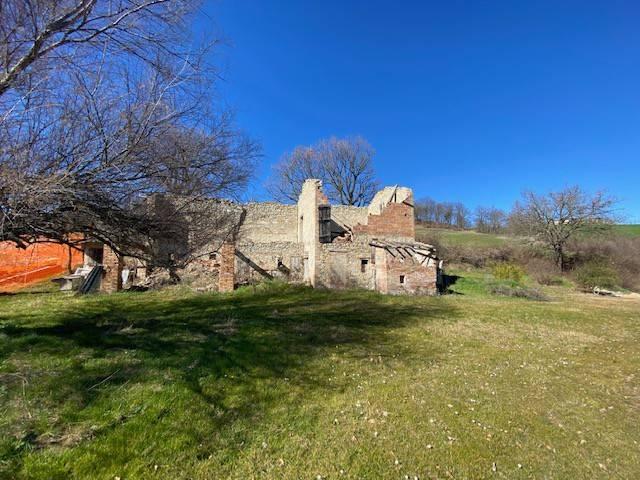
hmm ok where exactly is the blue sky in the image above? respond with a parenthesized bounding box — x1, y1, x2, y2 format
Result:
(198, 1, 640, 221)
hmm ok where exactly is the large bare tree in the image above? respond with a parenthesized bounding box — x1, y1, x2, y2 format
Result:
(510, 186, 618, 271)
(268, 136, 378, 206)
(0, 0, 259, 271)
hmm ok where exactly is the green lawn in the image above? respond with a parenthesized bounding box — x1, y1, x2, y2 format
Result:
(1, 279, 639, 479)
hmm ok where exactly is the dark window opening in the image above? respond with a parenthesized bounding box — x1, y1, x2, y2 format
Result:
(399, 275, 405, 284)
(318, 205, 332, 243)
(360, 259, 369, 273)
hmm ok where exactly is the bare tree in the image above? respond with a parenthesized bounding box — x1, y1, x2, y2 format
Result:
(474, 206, 489, 233)
(487, 208, 507, 233)
(415, 198, 470, 229)
(510, 186, 618, 270)
(0, 0, 200, 97)
(415, 197, 437, 223)
(0, 0, 260, 272)
(453, 203, 470, 229)
(268, 136, 378, 206)
(266, 146, 320, 203)
(318, 137, 378, 206)
(475, 206, 506, 233)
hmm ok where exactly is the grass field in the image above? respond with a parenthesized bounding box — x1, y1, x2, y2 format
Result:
(1, 277, 639, 479)
(416, 226, 510, 248)
(416, 224, 640, 249)
(611, 224, 640, 237)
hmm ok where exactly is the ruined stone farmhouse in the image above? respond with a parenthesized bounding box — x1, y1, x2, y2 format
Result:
(57, 179, 443, 295)
(188, 179, 442, 295)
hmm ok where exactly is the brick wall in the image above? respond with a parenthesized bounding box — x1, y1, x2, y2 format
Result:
(354, 202, 415, 241)
(101, 245, 123, 293)
(218, 242, 235, 292)
(374, 247, 438, 295)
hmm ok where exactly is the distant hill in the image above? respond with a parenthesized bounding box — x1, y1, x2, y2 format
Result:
(416, 223, 640, 249)
(415, 225, 513, 248)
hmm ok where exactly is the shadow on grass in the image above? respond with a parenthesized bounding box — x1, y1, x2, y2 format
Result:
(0, 283, 456, 475)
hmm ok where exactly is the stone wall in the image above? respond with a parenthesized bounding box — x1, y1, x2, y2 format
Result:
(297, 179, 328, 286)
(238, 203, 298, 243)
(235, 240, 304, 285)
(97, 181, 440, 296)
(331, 205, 368, 229)
(317, 239, 374, 290)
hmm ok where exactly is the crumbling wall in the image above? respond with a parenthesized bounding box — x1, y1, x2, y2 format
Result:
(101, 245, 123, 293)
(218, 242, 235, 292)
(331, 205, 368, 229)
(297, 179, 328, 286)
(361, 202, 415, 241)
(350, 187, 415, 242)
(374, 248, 438, 295)
(317, 239, 374, 290)
(235, 241, 304, 285)
(367, 186, 413, 215)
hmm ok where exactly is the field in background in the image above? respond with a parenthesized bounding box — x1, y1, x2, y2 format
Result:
(610, 224, 640, 237)
(416, 223, 640, 249)
(415, 225, 511, 248)
(1, 279, 638, 479)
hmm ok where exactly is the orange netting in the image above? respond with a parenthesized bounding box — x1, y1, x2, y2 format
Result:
(0, 241, 83, 291)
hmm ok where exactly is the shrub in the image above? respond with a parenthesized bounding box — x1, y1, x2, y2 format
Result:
(492, 262, 525, 283)
(488, 283, 549, 301)
(525, 258, 564, 286)
(573, 261, 620, 291)
(571, 236, 640, 292)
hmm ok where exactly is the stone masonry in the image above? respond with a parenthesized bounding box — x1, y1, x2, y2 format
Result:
(88, 179, 442, 295)
(222, 180, 442, 295)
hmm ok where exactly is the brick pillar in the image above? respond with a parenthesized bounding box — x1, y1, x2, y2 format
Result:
(218, 242, 235, 292)
(101, 245, 123, 293)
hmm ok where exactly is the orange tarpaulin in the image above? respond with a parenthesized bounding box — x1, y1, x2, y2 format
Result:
(0, 241, 84, 291)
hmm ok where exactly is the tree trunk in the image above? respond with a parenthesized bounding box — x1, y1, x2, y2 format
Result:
(553, 245, 566, 272)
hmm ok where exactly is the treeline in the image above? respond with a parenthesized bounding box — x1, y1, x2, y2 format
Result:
(415, 198, 507, 233)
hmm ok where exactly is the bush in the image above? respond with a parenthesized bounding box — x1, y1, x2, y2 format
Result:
(525, 258, 564, 286)
(488, 283, 549, 301)
(492, 262, 525, 283)
(571, 236, 640, 292)
(573, 261, 620, 291)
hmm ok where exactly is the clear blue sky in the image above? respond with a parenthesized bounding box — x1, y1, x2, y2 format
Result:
(198, 1, 640, 221)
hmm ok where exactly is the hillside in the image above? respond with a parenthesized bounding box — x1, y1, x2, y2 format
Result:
(416, 224, 640, 249)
